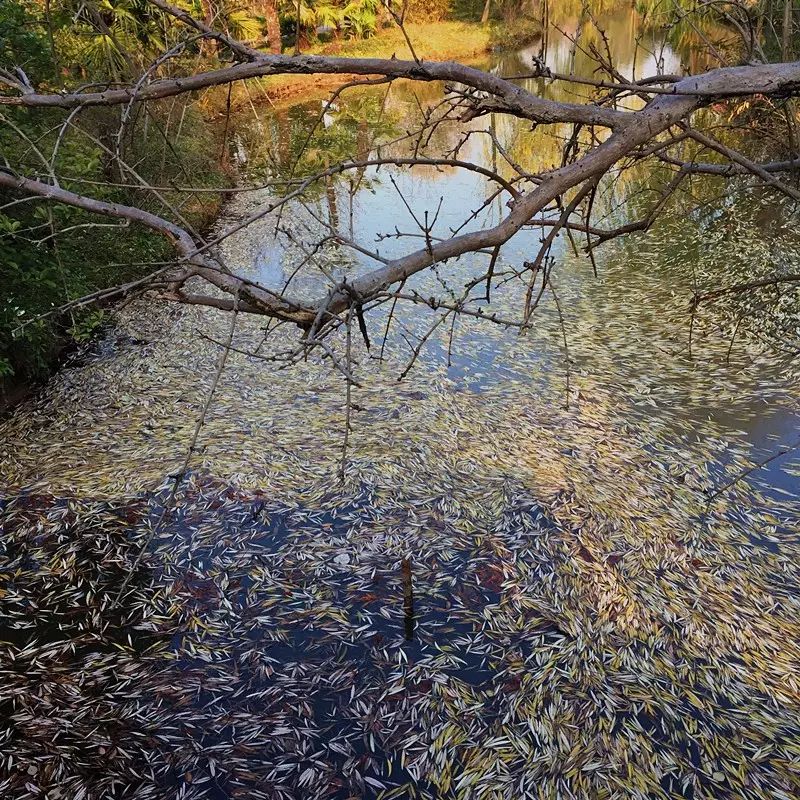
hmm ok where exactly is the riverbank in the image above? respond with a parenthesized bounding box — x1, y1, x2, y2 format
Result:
(1, 17, 540, 413)
(0, 159, 232, 417)
(0, 102, 231, 414)
(220, 19, 538, 108)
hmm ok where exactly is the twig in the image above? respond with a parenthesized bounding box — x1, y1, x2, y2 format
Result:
(706, 437, 800, 503)
(112, 291, 241, 607)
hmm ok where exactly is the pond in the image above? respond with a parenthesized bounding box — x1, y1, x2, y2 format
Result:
(1, 11, 800, 800)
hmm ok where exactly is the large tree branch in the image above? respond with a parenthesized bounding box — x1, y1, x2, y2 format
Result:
(0, 84, 760, 328)
(0, 56, 635, 129)
(323, 89, 702, 316)
(4, 8, 800, 335)
(4, 49, 800, 130)
(683, 127, 800, 201)
(0, 169, 317, 326)
(658, 155, 800, 175)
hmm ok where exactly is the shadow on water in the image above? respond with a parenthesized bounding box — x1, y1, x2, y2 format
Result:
(0, 477, 568, 798)
(3, 455, 800, 798)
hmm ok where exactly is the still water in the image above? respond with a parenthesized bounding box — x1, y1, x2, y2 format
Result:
(1, 12, 800, 800)
(234, 13, 799, 496)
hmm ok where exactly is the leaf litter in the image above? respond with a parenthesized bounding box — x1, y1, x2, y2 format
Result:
(2, 151, 800, 800)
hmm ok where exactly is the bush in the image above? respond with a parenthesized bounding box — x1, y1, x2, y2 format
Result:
(0, 3, 227, 385)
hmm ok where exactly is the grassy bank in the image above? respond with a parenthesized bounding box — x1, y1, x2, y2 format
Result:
(252, 20, 533, 104)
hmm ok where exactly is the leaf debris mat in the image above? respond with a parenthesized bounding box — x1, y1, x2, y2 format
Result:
(2, 190, 800, 800)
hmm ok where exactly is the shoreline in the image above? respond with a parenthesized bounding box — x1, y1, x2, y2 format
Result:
(211, 19, 538, 111)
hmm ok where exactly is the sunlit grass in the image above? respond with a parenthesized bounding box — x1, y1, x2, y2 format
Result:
(305, 20, 494, 60)
(247, 21, 499, 105)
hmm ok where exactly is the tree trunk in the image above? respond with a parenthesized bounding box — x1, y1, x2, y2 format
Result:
(294, 0, 302, 55)
(326, 178, 339, 232)
(260, 0, 282, 54)
(199, 0, 218, 56)
(481, 0, 491, 25)
(275, 108, 291, 168)
(783, 0, 793, 61)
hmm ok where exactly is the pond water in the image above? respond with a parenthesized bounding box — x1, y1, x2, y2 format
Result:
(2, 12, 800, 800)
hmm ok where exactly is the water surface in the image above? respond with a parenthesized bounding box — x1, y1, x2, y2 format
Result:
(1, 13, 800, 800)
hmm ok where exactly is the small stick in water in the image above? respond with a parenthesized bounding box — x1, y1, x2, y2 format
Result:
(401, 557, 415, 641)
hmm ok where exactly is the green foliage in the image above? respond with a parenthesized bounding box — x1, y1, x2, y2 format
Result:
(225, 8, 264, 41)
(0, 1, 227, 383)
(404, 0, 452, 23)
(47, 0, 166, 78)
(277, 0, 387, 41)
(0, 185, 108, 378)
(67, 309, 106, 342)
(340, 0, 379, 38)
(0, 0, 55, 74)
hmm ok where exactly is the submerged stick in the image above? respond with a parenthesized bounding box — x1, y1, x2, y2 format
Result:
(402, 557, 415, 641)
